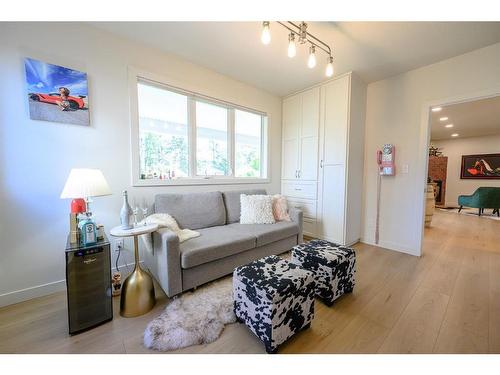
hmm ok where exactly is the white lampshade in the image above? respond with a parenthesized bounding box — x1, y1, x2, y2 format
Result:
(60, 168, 111, 199)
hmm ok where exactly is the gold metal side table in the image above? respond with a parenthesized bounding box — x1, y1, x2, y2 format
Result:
(110, 224, 159, 318)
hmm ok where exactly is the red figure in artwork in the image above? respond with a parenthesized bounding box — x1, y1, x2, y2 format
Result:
(467, 159, 495, 176)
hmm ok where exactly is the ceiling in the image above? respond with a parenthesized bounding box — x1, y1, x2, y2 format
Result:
(91, 22, 500, 96)
(430, 96, 500, 140)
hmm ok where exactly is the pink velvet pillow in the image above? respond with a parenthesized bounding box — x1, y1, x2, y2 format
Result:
(272, 194, 291, 222)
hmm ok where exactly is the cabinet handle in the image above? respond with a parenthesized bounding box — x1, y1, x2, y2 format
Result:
(320, 160, 323, 168)
(295, 188, 302, 191)
(298, 170, 301, 178)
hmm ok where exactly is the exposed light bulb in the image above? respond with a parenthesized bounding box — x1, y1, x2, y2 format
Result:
(261, 21, 271, 45)
(325, 56, 334, 77)
(287, 33, 296, 58)
(308, 45, 316, 68)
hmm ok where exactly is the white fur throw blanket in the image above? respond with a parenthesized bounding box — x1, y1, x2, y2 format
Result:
(139, 213, 200, 253)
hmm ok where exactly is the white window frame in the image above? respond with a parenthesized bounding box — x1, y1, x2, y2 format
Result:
(129, 67, 270, 186)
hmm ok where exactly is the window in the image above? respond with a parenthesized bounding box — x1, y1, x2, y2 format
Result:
(133, 77, 268, 185)
(235, 109, 262, 178)
(195, 101, 229, 176)
(138, 83, 189, 179)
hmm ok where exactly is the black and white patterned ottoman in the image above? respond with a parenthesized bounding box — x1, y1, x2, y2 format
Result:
(233, 255, 316, 353)
(291, 239, 356, 306)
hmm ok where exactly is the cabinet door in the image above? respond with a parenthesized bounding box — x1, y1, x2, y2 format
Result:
(318, 164, 345, 243)
(321, 76, 349, 165)
(299, 87, 320, 180)
(282, 95, 301, 179)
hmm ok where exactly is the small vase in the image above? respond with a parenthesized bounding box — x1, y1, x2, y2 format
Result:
(120, 190, 133, 229)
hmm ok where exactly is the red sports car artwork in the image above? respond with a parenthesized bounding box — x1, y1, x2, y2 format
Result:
(24, 57, 89, 126)
(29, 92, 86, 110)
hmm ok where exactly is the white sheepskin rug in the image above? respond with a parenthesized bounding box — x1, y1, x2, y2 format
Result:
(143, 277, 236, 351)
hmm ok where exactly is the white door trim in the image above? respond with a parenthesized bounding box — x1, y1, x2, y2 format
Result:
(416, 87, 500, 256)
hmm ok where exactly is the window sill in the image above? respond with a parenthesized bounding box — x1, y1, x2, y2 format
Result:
(132, 177, 271, 187)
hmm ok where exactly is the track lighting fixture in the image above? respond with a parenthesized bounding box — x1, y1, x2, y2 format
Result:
(308, 46, 316, 68)
(288, 33, 297, 58)
(325, 56, 334, 77)
(260, 21, 334, 77)
(261, 21, 271, 45)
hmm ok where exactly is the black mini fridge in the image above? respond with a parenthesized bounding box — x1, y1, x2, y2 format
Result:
(65, 235, 113, 335)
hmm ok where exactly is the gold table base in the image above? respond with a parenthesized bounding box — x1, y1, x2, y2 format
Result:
(120, 236, 155, 317)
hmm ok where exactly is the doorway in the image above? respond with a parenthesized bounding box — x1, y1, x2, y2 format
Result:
(418, 92, 500, 255)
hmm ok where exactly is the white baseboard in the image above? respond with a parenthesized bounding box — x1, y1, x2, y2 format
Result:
(360, 237, 420, 257)
(0, 261, 140, 308)
(0, 279, 66, 308)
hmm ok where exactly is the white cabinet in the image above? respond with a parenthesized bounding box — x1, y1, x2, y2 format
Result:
(282, 95, 301, 180)
(281, 87, 319, 181)
(317, 164, 345, 242)
(299, 88, 320, 180)
(282, 87, 320, 237)
(317, 74, 366, 245)
(281, 72, 366, 245)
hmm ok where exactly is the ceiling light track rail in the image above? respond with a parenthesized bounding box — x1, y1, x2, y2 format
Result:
(261, 21, 335, 77)
(279, 21, 332, 56)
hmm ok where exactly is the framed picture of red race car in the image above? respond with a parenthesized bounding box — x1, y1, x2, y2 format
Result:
(24, 57, 89, 126)
(460, 153, 500, 179)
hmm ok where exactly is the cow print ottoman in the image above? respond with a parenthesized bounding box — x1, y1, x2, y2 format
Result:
(233, 255, 316, 354)
(291, 239, 356, 306)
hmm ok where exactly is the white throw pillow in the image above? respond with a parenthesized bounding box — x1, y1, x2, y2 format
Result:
(240, 194, 276, 224)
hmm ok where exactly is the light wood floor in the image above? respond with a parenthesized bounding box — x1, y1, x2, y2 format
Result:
(1, 209, 499, 354)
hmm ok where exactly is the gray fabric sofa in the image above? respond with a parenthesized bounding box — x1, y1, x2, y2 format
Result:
(142, 189, 303, 297)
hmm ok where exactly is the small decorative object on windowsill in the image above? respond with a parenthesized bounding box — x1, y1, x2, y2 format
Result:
(120, 190, 134, 229)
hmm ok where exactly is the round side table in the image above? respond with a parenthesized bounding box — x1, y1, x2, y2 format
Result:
(110, 224, 159, 318)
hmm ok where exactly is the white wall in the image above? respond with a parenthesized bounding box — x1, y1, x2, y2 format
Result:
(0, 22, 282, 307)
(361, 42, 500, 256)
(432, 134, 500, 207)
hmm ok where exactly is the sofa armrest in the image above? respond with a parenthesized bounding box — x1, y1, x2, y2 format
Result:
(288, 207, 304, 244)
(458, 194, 474, 207)
(150, 228, 182, 297)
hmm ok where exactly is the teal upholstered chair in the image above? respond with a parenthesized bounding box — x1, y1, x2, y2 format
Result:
(458, 187, 500, 216)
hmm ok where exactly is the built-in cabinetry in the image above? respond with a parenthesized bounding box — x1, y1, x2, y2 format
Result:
(282, 87, 320, 237)
(281, 72, 366, 245)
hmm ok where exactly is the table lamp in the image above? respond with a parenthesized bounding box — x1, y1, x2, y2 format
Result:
(61, 168, 112, 244)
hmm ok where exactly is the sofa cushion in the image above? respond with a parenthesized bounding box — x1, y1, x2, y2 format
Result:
(222, 189, 267, 224)
(180, 226, 256, 269)
(226, 221, 299, 247)
(155, 191, 226, 230)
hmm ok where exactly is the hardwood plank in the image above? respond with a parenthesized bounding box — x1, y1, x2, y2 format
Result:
(311, 314, 390, 353)
(433, 247, 490, 353)
(489, 252, 500, 353)
(419, 243, 464, 297)
(378, 287, 449, 353)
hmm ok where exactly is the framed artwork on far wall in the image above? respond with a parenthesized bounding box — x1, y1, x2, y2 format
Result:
(24, 57, 89, 126)
(460, 153, 500, 179)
